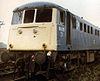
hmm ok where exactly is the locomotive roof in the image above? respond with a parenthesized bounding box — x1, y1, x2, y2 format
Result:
(13, 2, 66, 12)
(13, 2, 100, 29)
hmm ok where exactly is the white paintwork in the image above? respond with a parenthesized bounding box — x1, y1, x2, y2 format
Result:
(8, 8, 57, 51)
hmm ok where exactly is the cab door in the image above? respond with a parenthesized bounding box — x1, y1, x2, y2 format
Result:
(57, 10, 66, 49)
(66, 12, 71, 45)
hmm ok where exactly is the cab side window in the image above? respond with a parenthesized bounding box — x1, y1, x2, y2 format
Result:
(80, 22, 83, 31)
(84, 24, 87, 32)
(72, 15, 76, 29)
(59, 11, 65, 25)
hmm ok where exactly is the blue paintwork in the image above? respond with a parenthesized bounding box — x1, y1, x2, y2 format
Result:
(13, 1, 66, 12)
(57, 14, 100, 51)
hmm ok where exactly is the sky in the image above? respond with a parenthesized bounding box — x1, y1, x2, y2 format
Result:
(0, 0, 100, 44)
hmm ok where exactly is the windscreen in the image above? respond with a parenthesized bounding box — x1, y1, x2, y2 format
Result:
(24, 10, 35, 23)
(12, 11, 23, 25)
(36, 9, 52, 22)
(12, 8, 52, 24)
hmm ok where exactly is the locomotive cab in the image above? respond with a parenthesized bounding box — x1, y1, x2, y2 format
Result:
(8, 7, 58, 51)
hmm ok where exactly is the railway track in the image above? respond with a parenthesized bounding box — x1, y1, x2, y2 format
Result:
(0, 70, 27, 81)
(0, 54, 100, 81)
(0, 61, 27, 81)
(0, 62, 14, 76)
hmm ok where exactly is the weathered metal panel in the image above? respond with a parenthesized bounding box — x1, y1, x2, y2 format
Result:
(14, 2, 66, 12)
(8, 8, 57, 51)
(57, 12, 100, 51)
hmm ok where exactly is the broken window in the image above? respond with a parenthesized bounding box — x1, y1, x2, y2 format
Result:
(36, 9, 52, 22)
(12, 11, 23, 24)
(80, 22, 83, 31)
(72, 15, 76, 29)
(24, 10, 35, 23)
(84, 24, 87, 32)
(59, 11, 65, 25)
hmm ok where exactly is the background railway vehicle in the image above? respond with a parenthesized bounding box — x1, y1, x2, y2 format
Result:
(7, 1, 100, 80)
(0, 42, 15, 77)
(0, 42, 10, 63)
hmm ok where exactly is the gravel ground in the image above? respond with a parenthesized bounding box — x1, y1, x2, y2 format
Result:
(62, 55, 100, 81)
(0, 76, 13, 81)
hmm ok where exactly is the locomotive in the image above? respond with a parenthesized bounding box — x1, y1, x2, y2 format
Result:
(7, 1, 100, 79)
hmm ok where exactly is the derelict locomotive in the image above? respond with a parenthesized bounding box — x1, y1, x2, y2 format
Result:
(7, 1, 100, 78)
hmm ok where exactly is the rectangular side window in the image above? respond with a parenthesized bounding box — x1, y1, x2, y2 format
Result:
(91, 27, 93, 34)
(84, 24, 87, 32)
(72, 15, 76, 29)
(59, 11, 65, 25)
(87, 25, 90, 33)
(95, 29, 96, 35)
(80, 22, 83, 31)
(98, 30, 99, 36)
(95, 29, 98, 36)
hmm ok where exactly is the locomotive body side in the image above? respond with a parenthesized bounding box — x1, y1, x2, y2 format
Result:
(56, 11, 100, 51)
(71, 16, 100, 51)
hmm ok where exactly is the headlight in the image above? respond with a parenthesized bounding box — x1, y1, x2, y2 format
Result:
(33, 29, 37, 34)
(18, 29, 22, 34)
(9, 44, 13, 48)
